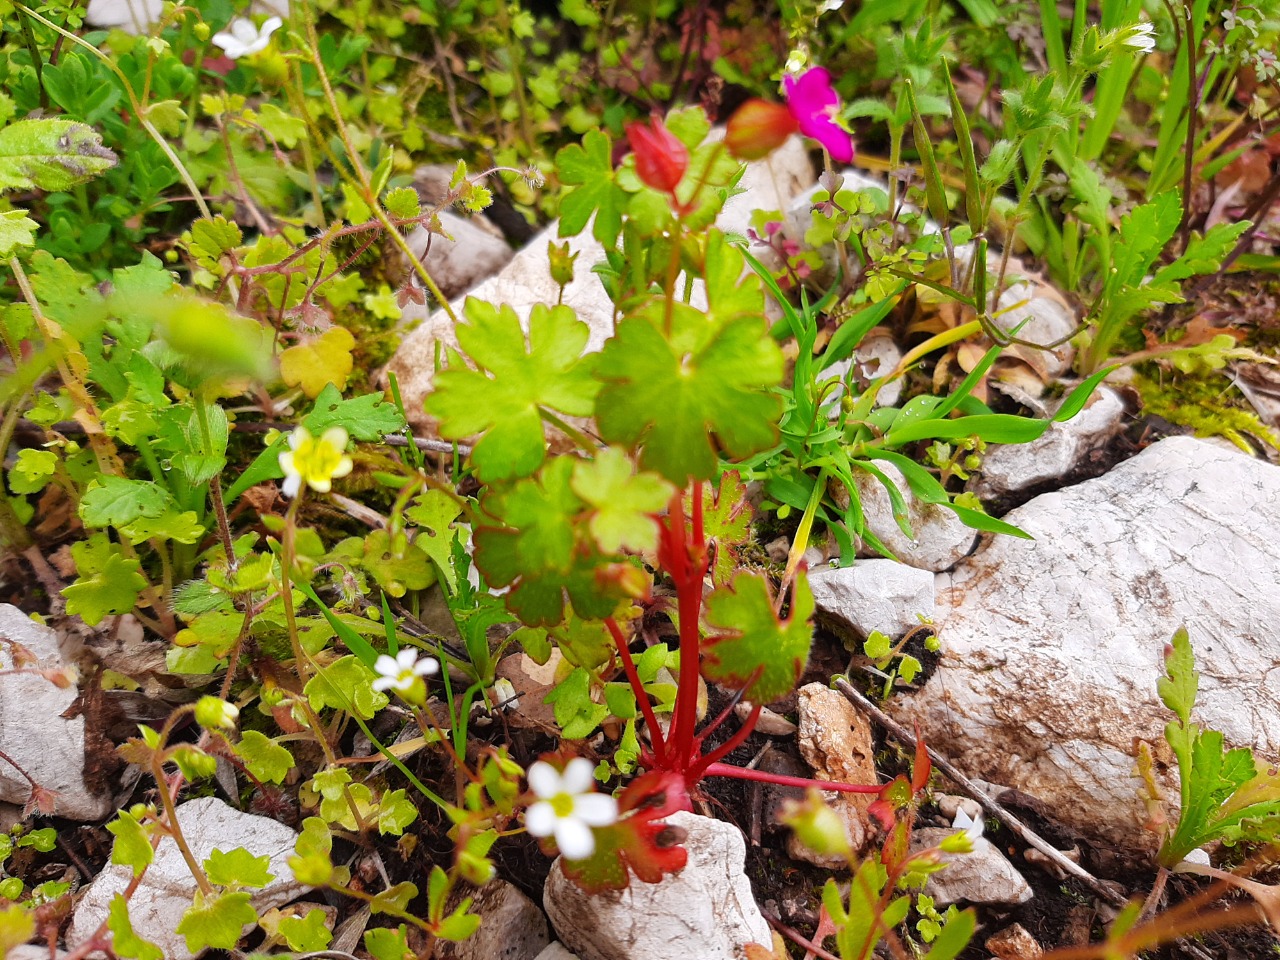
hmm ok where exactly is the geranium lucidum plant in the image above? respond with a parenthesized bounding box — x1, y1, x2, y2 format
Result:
(426, 101, 886, 889)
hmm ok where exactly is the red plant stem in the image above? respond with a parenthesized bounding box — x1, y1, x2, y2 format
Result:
(665, 486, 709, 770)
(689, 702, 761, 779)
(606, 615, 666, 764)
(691, 684, 747, 752)
(702, 762, 883, 794)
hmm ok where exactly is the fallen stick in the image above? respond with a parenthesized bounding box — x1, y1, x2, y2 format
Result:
(832, 676, 1130, 909)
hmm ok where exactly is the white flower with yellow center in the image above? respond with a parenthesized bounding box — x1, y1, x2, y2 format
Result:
(278, 426, 353, 498)
(372, 648, 439, 696)
(525, 758, 618, 860)
(212, 16, 283, 60)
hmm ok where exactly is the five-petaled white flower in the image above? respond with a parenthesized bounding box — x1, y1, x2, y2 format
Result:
(212, 16, 283, 60)
(278, 426, 353, 498)
(525, 758, 618, 860)
(372, 648, 439, 694)
(1121, 21, 1156, 54)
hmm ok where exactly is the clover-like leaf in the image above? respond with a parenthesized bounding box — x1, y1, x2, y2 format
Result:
(555, 129, 627, 247)
(558, 771, 689, 892)
(278, 908, 333, 952)
(703, 569, 814, 703)
(281, 327, 356, 398)
(571, 446, 674, 553)
(304, 655, 389, 720)
(377, 789, 419, 835)
(64, 535, 147, 626)
(595, 299, 783, 484)
(106, 809, 154, 876)
(234, 730, 294, 784)
(426, 300, 599, 482)
(176, 890, 257, 953)
(203, 847, 274, 889)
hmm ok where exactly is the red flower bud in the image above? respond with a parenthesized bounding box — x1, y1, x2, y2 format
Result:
(626, 117, 688, 196)
(724, 98, 800, 161)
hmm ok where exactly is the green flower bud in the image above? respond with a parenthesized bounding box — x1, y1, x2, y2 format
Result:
(194, 695, 239, 731)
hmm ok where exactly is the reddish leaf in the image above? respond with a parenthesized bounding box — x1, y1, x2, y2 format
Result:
(868, 774, 912, 831)
(558, 771, 689, 892)
(911, 725, 931, 793)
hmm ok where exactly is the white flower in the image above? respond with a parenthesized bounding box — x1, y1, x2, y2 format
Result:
(1121, 21, 1156, 54)
(492, 677, 520, 712)
(525, 758, 618, 860)
(953, 807, 985, 841)
(372, 648, 439, 694)
(212, 16, 283, 60)
(277, 425, 353, 498)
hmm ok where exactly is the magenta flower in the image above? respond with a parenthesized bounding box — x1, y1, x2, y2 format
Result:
(782, 67, 854, 164)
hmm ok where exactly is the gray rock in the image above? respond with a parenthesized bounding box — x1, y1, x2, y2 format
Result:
(6, 948, 71, 960)
(988, 264, 1078, 379)
(809, 559, 935, 644)
(544, 811, 771, 960)
(972, 386, 1129, 499)
(436, 879, 549, 960)
(68, 797, 308, 960)
(893, 436, 1280, 857)
(911, 828, 1033, 906)
(846, 462, 978, 572)
(0, 606, 112, 820)
(794, 683, 877, 865)
(406, 210, 514, 302)
(821, 333, 904, 411)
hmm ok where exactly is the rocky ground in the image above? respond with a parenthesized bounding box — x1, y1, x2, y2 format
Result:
(4, 132, 1278, 960)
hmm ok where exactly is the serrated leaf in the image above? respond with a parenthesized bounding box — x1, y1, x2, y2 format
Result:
(691, 471, 751, 585)
(64, 537, 147, 626)
(473, 460, 618, 626)
(558, 770, 688, 892)
(288, 817, 334, 886)
(364, 925, 412, 960)
(203, 847, 274, 888)
(176, 890, 257, 953)
(281, 327, 356, 398)
(1109, 192, 1181, 294)
(234, 730, 294, 784)
(595, 298, 782, 484)
(405, 490, 463, 593)
(278, 908, 332, 952)
(360, 529, 435, 598)
(1154, 220, 1251, 287)
(571, 446, 674, 553)
(426, 299, 599, 482)
(304, 383, 406, 441)
(107, 810, 154, 876)
(79, 476, 169, 527)
(383, 186, 422, 219)
(187, 216, 243, 272)
(1159, 626, 1198, 725)
(256, 103, 306, 149)
(0, 119, 117, 193)
(9, 448, 57, 495)
(555, 129, 627, 246)
(304, 655, 390, 719)
(545, 666, 610, 738)
(108, 894, 163, 960)
(703, 570, 813, 703)
(0, 208, 38, 256)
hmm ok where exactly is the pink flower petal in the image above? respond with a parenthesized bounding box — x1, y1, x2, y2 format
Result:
(783, 67, 855, 164)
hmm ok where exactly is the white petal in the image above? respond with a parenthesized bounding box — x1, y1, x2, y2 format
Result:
(288, 427, 309, 449)
(527, 761, 562, 799)
(211, 31, 243, 55)
(555, 817, 595, 860)
(281, 474, 301, 498)
(310, 477, 332, 493)
(372, 677, 395, 692)
(230, 18, 257, 43)
(391, 675, 413, 691)
(331, 456, 354, 479)
(374, 654, 399, 677)
(259, 16, 283, 40)
(525, 801, 556, 838)
(396, 649, 419, 670)
(321, 427, 349, 450)
(413, 657, 439, 677)
(573, 793, 618, 827)
(561, 757, 595, 795)
(953, 808, 983, 840)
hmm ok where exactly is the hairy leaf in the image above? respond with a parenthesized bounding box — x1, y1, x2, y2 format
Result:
(703, 570, 813, 703)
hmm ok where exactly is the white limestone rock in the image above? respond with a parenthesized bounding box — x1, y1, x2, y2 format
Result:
(972, 386, 1129, 500)
(68, 797, 308, 960)
(911, 828, 1033, 906)
(0, 606, 112, 820)
(809, 559, 935, 644)
(892, 436, 1280, 857)
(543, 811, 770, 960)
(846, 461, 978, 572)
